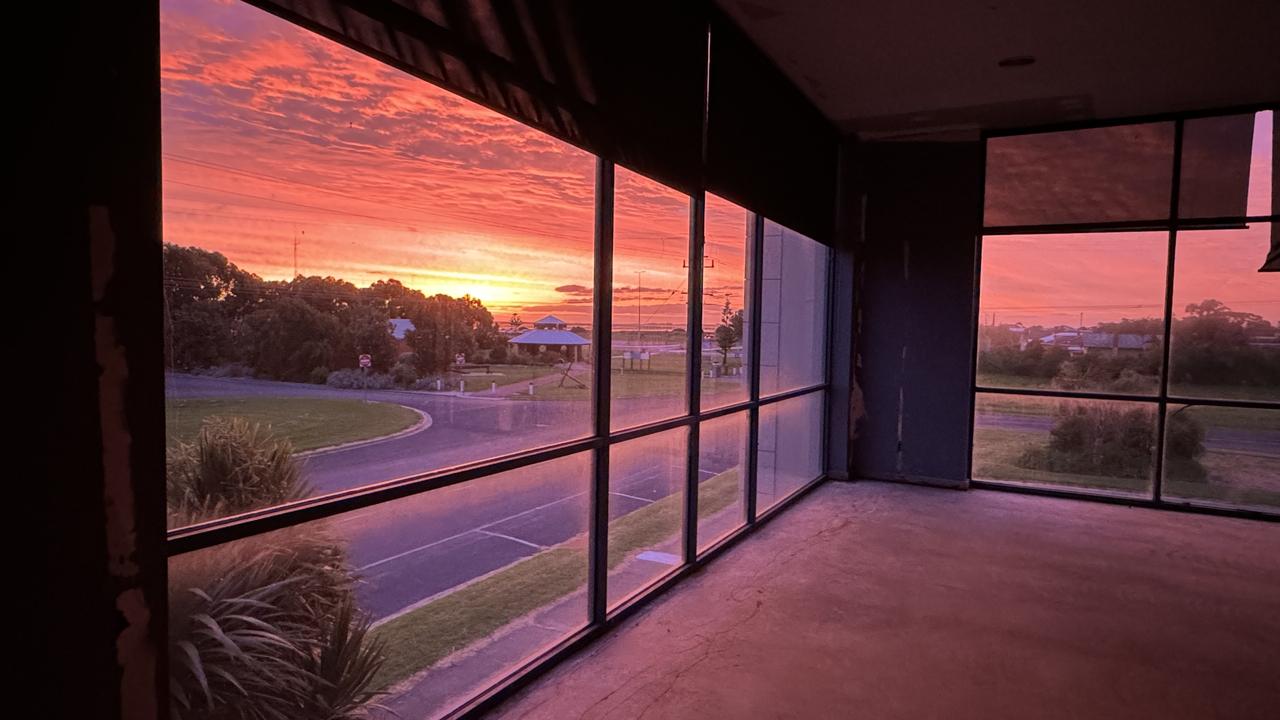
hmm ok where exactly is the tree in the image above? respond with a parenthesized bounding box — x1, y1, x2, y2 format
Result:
(714, 299, 743, 364)
(509, 313, 525, 332)
(405, 294, 497, 373)
(162, 244, 262, 368)
(241, 297, 341, 381)
(333, 303, 396, 371)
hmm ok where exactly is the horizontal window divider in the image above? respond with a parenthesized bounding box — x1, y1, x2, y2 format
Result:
(975, 385, 1280, 410)
(970, 480, 1279, 522)
(974, 385, 1160, 404)
(755, 472, 827, 523)
(982, 219, 1174, 235)
(982, 215, 1278, 236)
(607, 414, 697, 443)
(696, 398, 756, 421)
(1164, 396, 1280, 411)
(166, 435, 602, 556)
(758, 383, 829, 406)
(980, 102, 1277, 139)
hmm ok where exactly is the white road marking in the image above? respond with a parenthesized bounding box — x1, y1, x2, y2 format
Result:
(477, 530, 544, 550)
(637, 550, 681, 565)
(610, 491, 655, 504)
(358, 489, 587, 571)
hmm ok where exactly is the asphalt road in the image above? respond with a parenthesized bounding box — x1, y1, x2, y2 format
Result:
(167, 374, 743, 621)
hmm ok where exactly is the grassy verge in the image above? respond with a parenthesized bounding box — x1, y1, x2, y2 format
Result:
(166, 397, 420, 452)
(971, 428, 1149, 495)
(508, 353, 745, 402)
(369, 468, 741, 690)
(973, 427, 1280, 508)
(455, 364, 557, 388)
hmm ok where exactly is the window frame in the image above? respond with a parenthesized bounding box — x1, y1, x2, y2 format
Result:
(969, 104, 1280, 520)
(162, 151, 833, 720)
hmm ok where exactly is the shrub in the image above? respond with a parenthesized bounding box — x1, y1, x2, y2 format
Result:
(487, 344, 508, 363)
(167, 420, 386, 720)
(309, 366, 331, 385)
(167, 417, 310, 526)
(391, 358, 418, 387)
(326, 368, 395, 390)
(1017, 403, 1206, 480)
(168, 528, 387, 720)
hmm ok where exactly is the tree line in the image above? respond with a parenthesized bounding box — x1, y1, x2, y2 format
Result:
(978, 299, 1280, 391)
(164, 244, 505, 382)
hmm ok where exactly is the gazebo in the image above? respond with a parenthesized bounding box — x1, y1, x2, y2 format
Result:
(509, 315, 590, 361)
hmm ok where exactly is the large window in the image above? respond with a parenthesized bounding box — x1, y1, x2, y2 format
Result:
(161, 1, 832, 718)
(975, 109, 1279, 516)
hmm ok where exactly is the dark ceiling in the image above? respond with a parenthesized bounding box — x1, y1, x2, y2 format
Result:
(716, 0, 1280, 139)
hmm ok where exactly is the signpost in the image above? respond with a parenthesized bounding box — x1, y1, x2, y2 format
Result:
(359, 354, 371, 402)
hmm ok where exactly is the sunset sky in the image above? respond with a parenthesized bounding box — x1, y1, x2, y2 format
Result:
(162, 0, 1272, 332)
(160, 0, 749, 330)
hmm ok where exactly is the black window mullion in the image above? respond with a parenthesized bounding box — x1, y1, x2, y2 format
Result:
(683, 193, 705, 563)
(588, 158, 614, 625)
(745, 213, 765, 523)
(1152, 119, 1185, 504)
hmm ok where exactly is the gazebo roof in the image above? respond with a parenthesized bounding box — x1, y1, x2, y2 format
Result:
(533, 314, 567, 326)
(509, 328, 590, 345)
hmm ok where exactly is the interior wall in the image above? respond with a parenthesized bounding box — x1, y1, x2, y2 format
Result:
(849, 142, 985, 487)
(46, 2, 166, 719)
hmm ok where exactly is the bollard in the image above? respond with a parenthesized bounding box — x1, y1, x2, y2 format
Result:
(491, 382, 497, 394)
(459, 380, 465, 393)
(435, 379, 441, 391)
(528, 381, 535, 396)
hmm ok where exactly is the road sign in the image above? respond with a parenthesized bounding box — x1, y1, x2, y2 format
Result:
(359, 354, 372, 368)
(455, 353, 466, 366)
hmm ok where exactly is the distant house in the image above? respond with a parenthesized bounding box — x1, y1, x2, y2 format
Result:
(1037, 331, 1158, 355)
(509, 314, 590, 360)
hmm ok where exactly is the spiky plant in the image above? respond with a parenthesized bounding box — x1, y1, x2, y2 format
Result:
(167, 416, 311, 526)
(167, 418, 386, 720)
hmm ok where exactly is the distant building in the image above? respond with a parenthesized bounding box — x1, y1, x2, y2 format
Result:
(1038, 331, 1158, 355)
(509, 314, 590, 360)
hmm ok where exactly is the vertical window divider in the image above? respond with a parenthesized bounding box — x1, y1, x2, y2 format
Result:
(745, 213, 766, 523)
(589, 158, 614, 625)
(1152, 119, 1184, 504)
(684, 193, 705, 563)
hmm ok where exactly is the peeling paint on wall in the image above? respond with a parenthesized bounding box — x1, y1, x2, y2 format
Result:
(91, 206, 157, 720)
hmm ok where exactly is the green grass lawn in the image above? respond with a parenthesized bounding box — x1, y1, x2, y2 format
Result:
(506, 352, 745, 402)
(454, 364, 557, 389)
(368, 468, 740, 690)
(166, 397, 420, 452)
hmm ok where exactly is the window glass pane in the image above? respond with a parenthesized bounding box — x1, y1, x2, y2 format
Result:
(168, 452, 590, 720)
(161, 0, 596, 528)
(973, 394, 1155, 498)
(610, 167, 690, 430)
(759, 220, 829, 396)
(702, 194, 752, 409)
(607, 427, 688, 609)
(756, 391, 823, 512)
(984, 122, 1175, 227)
(697, 412, 748, 553)
(1180, 112, 1271, 219)
(1168, 224, 1279, 402)
(1162, 405, 1280, 513)
(976, 233, 1167, 394)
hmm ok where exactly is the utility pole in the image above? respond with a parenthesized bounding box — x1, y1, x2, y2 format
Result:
(636, 269, 646, 348)
(293, 227, 304, 278)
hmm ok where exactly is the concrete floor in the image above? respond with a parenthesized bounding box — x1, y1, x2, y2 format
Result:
(484, 481, 1280, 720)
